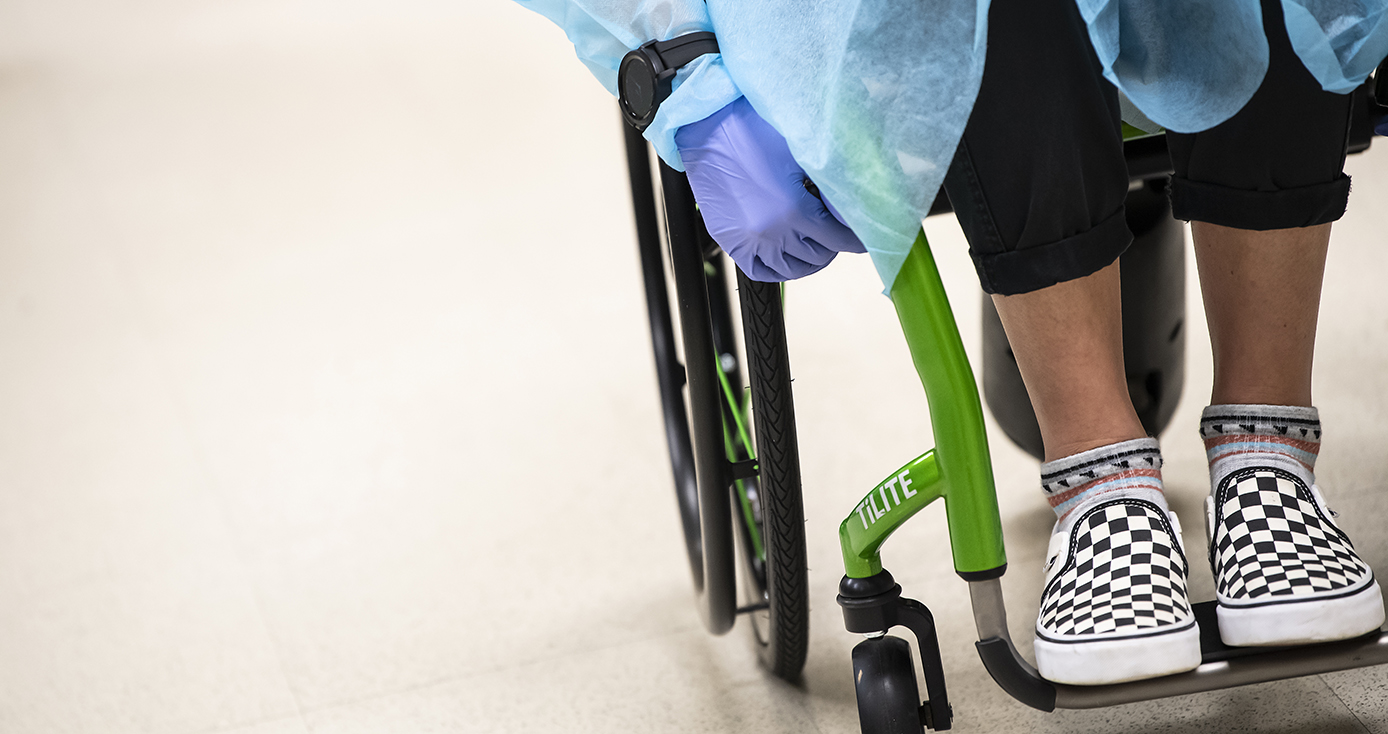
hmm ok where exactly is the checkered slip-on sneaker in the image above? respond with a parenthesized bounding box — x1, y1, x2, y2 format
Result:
(1208, 467, 1385, 646)
(1034, 498, 1201, 685)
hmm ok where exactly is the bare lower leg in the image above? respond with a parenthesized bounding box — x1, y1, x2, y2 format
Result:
(1192, 222, 1330, 407)
(993, 261, 1146, 462)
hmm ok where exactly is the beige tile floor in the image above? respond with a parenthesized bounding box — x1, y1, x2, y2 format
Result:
(2, 1, 1387, 732)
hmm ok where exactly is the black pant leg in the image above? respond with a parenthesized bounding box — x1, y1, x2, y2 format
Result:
(943, 0, 1131, 295)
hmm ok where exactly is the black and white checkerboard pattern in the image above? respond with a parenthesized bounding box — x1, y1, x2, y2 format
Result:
(1212, 468, 1369, 602)
(1039, 500, 1191, 638)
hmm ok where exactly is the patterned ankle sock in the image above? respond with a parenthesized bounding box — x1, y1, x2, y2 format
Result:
(1041, 438, 1167, 530)
(1200, 404, 1320, 488)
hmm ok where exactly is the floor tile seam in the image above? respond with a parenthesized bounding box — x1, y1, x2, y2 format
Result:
(126, 316, 316, 720)
(189, 711, 310, 734)
(1316, 673, 1374, 734)
(40, 75, 313, 722)
(158, 391, 315, 719)
(291, 623, 706, 716)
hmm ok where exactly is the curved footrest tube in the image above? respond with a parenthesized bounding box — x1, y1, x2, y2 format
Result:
(974, 637, 1057, 711)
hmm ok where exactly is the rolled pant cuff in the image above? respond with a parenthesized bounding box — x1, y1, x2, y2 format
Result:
(971, 207, 1133, 296)
(1169, 175, 1350, 230)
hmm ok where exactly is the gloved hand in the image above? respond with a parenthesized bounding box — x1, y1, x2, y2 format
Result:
(675, 97, 865, 282)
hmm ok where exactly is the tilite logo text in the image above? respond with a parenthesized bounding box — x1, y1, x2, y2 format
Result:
(855, 470, 916, 529)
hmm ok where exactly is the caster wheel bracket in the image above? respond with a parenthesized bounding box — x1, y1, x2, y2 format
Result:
(897, 597, 952, 731)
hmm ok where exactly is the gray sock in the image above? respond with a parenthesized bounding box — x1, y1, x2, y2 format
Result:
(1200, 404, 1320, 491)
(1041, 437, 1167, 533)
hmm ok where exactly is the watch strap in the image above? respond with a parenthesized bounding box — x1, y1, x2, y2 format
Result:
(650, 31, 720, 72)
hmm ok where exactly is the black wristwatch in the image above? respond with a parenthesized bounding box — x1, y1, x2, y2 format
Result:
(618, 31, 720, 132)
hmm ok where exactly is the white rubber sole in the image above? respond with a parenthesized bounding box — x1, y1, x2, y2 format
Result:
(1218, 579, 1386, 647)
(1034, 623, 1202, 685)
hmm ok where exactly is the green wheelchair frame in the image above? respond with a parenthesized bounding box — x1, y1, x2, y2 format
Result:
(623, 75, 1388, 731)
(836, 230, 1388, 728)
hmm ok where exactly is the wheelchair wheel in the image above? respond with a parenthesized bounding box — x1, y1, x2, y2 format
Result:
(623, 121, 808, 680)
(853, 636, 924, 734)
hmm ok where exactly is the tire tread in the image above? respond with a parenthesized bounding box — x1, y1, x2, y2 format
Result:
(737, 273, 809, 680)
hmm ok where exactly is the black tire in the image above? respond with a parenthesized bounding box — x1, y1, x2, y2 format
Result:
(853, 636, 924, 734)
(734, 270, 809, 680)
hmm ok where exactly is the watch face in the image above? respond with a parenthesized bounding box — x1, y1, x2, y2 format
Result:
(620, 56, 655, 118)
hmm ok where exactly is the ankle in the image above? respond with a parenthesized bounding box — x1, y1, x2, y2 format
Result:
(1211, 386, 1313, 409)
(1039, 407, 1148, 463)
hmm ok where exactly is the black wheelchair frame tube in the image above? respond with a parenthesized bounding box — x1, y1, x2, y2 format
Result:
(658, 158, 738, 635)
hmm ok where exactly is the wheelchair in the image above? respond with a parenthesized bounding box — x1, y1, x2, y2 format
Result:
(623, 71, 1388, 731)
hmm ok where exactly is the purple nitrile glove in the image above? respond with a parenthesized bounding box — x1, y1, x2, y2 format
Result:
(674, 97, 865, 282)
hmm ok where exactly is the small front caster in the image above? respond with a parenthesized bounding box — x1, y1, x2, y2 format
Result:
(839, 571, 953, 731)
(853, 636, 924, 734)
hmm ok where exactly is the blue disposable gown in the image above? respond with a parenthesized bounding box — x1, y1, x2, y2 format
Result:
(516, 0, 1388, 292)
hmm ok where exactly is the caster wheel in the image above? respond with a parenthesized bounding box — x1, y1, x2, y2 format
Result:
(853, 636, 924, 734)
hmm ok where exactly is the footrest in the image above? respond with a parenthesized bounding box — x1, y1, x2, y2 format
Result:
(1193, 599, 1382, 665)
(1193, 600, 1296, 663)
